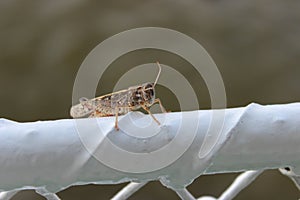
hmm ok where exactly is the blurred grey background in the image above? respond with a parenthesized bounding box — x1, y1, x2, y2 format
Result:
(0, 0, 299, 199)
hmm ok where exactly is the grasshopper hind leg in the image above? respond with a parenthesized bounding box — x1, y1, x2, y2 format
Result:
(89, 110, 120, 131)
(114, 106, 119, 131)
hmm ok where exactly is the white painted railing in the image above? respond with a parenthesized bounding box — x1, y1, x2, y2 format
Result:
(0, 103, 299, 200)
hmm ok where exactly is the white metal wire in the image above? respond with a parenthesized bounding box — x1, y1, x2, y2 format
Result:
(111, 182, 147, 200)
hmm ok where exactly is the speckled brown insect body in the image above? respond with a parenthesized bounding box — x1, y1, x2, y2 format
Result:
(70, 62, 166, 130)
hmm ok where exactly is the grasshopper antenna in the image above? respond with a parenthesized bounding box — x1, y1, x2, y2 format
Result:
(154, 61, 162, 87)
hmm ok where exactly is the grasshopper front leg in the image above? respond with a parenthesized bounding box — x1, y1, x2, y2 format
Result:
(141, 105, 161, 125)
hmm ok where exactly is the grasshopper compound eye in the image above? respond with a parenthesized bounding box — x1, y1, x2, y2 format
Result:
(144, 83, 153, 89)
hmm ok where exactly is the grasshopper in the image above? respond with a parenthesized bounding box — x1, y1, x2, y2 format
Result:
(70, 62, 167, 130)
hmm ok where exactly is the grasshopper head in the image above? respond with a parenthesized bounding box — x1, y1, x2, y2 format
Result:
(142, 82, 155, 106)
(130, 62, 161, 108)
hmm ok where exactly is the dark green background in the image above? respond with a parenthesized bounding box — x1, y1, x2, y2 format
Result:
(1, 0, 299, 199)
